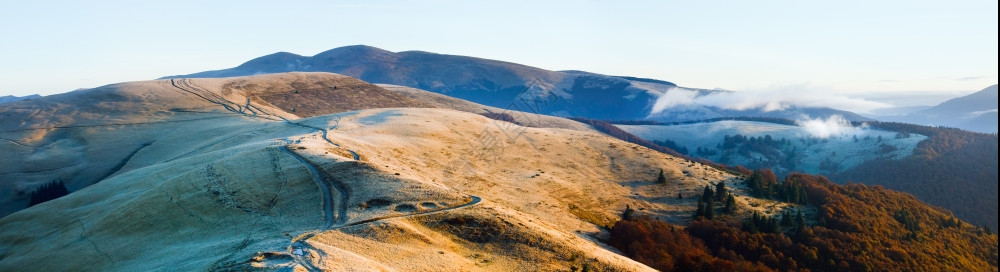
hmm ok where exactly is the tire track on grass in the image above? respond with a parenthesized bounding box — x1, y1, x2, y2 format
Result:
(279, 143, 346, 230)
(170, 78, 362, 161)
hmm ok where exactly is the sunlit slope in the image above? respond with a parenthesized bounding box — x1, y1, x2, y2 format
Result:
(0, 106, 745, 270)
(1, 73, 778, 270)
(0, 72, 593, 217)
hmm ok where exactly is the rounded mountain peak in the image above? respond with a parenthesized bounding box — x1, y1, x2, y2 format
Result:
(236, 51, 306, 69)
(312, 45, 397, 60)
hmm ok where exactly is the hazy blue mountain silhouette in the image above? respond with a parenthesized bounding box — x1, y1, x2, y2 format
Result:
(0, 94, 40, 104)
(899, 85, 998, 133)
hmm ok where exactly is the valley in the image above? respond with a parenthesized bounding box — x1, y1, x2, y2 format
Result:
(617, 120, 926, 177)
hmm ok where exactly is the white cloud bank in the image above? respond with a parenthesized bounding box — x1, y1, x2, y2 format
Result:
(795, 115, 866, 138)
(967, 109, 998, 117)
(650, 84, 893, 115)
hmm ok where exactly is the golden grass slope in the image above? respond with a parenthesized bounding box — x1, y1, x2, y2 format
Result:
(0, 73, 791, 270)
(0, 72, 591, 217)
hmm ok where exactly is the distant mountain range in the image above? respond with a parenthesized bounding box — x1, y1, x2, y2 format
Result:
(166, 45, 870, 122)
(889, 85, 998, 133)
(0, 94, 40, 104)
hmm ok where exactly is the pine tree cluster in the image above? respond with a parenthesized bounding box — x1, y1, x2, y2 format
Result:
(745, 169, 808, 204)
(695, 182, 737, 219)
(28, 180, 69, 207)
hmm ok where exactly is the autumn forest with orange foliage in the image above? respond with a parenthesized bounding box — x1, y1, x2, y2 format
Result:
(835, 122, 998, 230)
(610, 172, 998, 272)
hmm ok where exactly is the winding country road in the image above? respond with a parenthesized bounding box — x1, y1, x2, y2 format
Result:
(336, 195, 482, 229)
(278, 141, 483, 271)
(285, 194, 483, 271)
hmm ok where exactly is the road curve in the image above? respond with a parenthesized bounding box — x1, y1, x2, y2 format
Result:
(287, 194, 483, 270)
(335, 196, 482, 229)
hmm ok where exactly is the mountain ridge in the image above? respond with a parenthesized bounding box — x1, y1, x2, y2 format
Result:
(165, 45, 871, 122)
(895, 84, 998, 133)
(0, 94, 41, 104)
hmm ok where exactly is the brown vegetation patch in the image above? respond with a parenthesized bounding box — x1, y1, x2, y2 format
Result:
(226, 75, 435, 117)
(568, 203, 614, 229)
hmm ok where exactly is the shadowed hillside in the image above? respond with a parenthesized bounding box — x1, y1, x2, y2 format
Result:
(835, 122, 999, 230)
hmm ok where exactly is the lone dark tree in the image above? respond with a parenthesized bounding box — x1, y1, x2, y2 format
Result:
(656, 169, 667, 184)
(698, 197, 715, 220)
(701, 185, 714, 202)
(621, 205, 636, 221)
(724, 194, 736, 213)
(695, 201, 705, 218)
(715, 181, 728, 201)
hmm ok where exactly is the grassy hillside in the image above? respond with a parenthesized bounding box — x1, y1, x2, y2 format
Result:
(0, 73, 741, 270)
(2, 73, 994, 270)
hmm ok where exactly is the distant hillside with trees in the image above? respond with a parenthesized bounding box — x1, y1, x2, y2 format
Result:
(609, 172, 998, 272)
(835, 122, 999, 230)
(609, 117, 998, 231)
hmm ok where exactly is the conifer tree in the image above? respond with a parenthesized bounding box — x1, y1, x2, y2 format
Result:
(695, 200, 706, 218)
(621, 205, 636, 221)
(780, 211, 793, 227)
(767, 217, 779, 233)
(705, 198, 715, 220)
(724, 194, 736, 213)
(796, 211, 806, 230)
(715, 181, 727, 201)
(657, 169, 667, 184)
(701, 185, 714, 202)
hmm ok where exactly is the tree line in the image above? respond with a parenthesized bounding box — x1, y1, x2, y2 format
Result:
(28, 180, 69, 207)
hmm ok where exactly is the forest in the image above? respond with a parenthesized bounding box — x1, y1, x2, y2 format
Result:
(609, 172, 999, 272)
(605, 116, 998, 231)
(835, 122, 998, 230)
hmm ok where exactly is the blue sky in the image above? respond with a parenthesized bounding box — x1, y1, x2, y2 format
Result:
(1, 0, 996, 105)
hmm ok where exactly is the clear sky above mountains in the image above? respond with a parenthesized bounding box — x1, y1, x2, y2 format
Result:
(1, 0, 996, 101)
